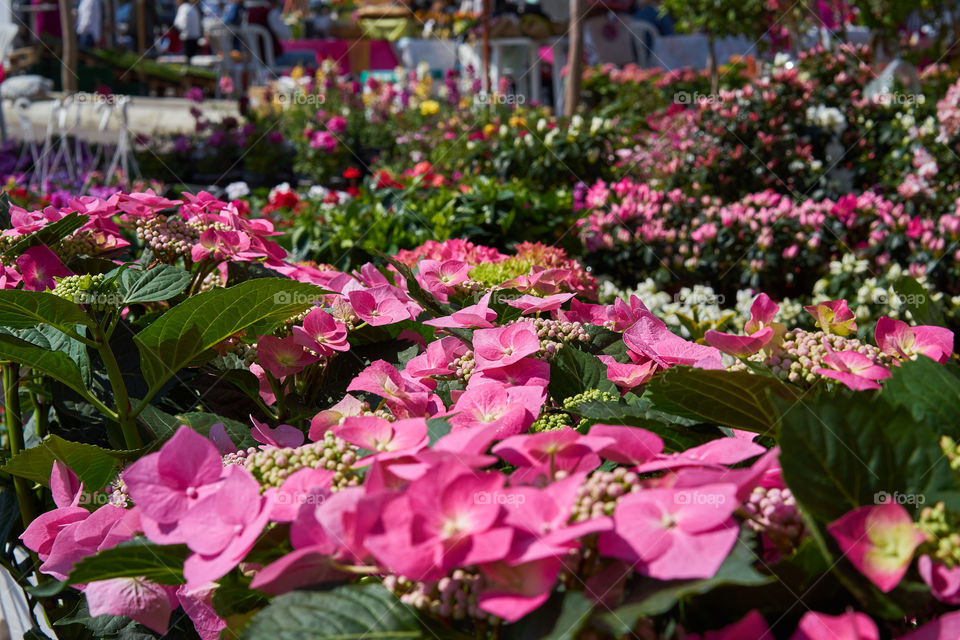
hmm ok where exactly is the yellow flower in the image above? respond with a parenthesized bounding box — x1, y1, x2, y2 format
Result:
(482, 123, 496, 137)
(290, 65, 304, 81)
(420, 100, 440, 116)
(509, 116, 526, 128)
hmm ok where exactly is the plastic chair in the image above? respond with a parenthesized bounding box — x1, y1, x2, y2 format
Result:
(583, 13, 634, 66)
(628, 19, 659, 67)
(0, 24, 19, 142)
(240, 24, 275, 84)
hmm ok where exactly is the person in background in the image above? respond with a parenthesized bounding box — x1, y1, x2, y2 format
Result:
(245, 0, 291, 62)
(632, 0, 673, 35)
(76, 0, 103, 48)
(175, 0, 204, 58)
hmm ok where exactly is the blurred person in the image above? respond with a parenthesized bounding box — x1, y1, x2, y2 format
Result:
(632, 0, 673, 34)
(76, 0, 103, 48)
(245, 0, 291, 62)
(175, 0, 204, 58)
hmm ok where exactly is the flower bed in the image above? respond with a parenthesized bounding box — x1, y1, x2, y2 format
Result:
(1, 192, 959, 640)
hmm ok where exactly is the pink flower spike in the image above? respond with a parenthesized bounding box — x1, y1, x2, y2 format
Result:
(257, 335, 319, 379)
(815, 349, 891, 391)
(704, 326, 775, 357)
(506, 293, 575, 315)
(804, 299, 857, 336)
(17, 245, 72, 291)
(744, 293, 780, 334)
(123, 425, 223, 524)
(790, 610, 879, 640)
(917, 555, 960, 605)
(472, 324, 541, 371)
(85, 578, 176, 634)
(597, 355, 657, 388)
(250, 415, 305, 449)
(292, 308, 350, 357)
(875, 316, 953, 364)
(827, 503, 925, 592)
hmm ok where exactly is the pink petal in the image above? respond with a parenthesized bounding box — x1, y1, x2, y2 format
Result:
(85, 578, 175, 634)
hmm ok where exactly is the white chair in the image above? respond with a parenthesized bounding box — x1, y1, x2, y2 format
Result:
(489, 37, 533, 99)
(0, 24, 19, 142)
(192, 22, 240, 97)
(628, 20, 659, 67)
(240, 24, 276, 85)
(583, 13, 635, 66)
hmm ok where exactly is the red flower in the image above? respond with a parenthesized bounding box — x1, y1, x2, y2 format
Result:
(343, 167, 361, 180)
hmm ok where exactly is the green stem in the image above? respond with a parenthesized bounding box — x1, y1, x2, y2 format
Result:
(30, 388, 48, 439)
(91, 326, 142, 449)
(3, 363, 34, 527)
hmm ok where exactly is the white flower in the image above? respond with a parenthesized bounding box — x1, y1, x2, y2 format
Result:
(308, 185, 330, 200)
(225, 181, 250, 200)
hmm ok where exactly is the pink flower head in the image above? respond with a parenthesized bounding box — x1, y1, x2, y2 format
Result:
(310, 130, 338, 151)
(874, 316, 953, 364)
(334, 416, 428, 458)
(180, 465, 273, 587)
(347, 286, 417, 326)
(17, 245, 71, 291)
(744, 293, 780, 335)
(423, 291, 498, 329)
(449, 382, 545, 438)
(365, 461, 514, 581)
(815, 348, 891, 391)
(472, 323, 541, 371)
(492, 428, 614, 483)
(597, 355, 658, 388)
(918, 555, 960, 605)
(624, 311, 724, 370)
(790, 610, 879, 640)
(416, 259, 471, 302)
(40, 505, 139, 580)
(588, 424, 663, 466)
(827, 503, 925, 592)
(85, 578, 177, 634)
(309, 394, 366, 439)
(468, 357, 550, 388)
(632, 437, 766, 473)
(257, 335, 319, 379)
(123, 425, 224, 525)
(600, 484, 739, 580)
(506, 293, 575, 315)
(805, 299, 857, 336)
(405, 337, 469, 379)
(326, 115, 347, 134)
(347, 360, 441, 418)
(704, 326, 775, 357)
(250, 415, 305, 449)
(292, 308, 350, 357)
(691, 610, 771, 639)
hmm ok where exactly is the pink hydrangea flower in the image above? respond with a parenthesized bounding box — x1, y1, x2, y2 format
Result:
(815, 348, 891, 391)
(827, 503, 925, 592)
(623, 311, 724, 370)
(917, 555, 960, 605)
(257, 335, 319, 379)
(874, 316, 954, 364)
(804, 299, 857, 336)
(506, 293, 575, 315)
(85, 578, 178, 634)
(292, 308, 350, 357)
(423, 291, 498, 329)
(472, 323, 541, 370)
(789, 610, 878, 640)
(17, 245, 71, 291)
(448, 382, 545, 438)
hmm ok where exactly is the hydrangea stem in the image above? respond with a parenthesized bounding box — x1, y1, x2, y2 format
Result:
(3, 362, 34, 526)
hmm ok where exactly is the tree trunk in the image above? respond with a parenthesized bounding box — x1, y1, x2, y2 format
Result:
(563, 0, 583, 117)
(58, 0, 77, 92)
(481, 0, 490, 92)
(708, 35, 718, 96)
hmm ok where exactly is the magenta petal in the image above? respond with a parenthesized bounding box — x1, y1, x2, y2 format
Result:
(790, 610, 879, 640)
(177, 583, 227, 640)
(704, 327, 774, 357)
(50, 461, 82, 508)
(702, 610, 771, 639)
(85, 578, 174, 634)
(898, 611, 960, 640)
(249, 547, 344, 595)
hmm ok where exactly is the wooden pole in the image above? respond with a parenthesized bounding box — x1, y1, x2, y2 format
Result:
(58, 0, 77, 92)
(136, 0, 146, 85)
(481, 0, 491, 92)
(563, 0, 582, 117)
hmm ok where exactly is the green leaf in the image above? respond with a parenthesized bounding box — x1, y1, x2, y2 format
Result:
(894, 276, 941, 326)
(778, 393, 952, 524)
(426, 417, 452, 445)
(572, 400, 715, 452)
(2, 212, 88, 259)
(645, 367, 795, 433)
(0, 290, 93, 331)
(548, 347, 617, 401)
(133, 279, 328, 390)
(541, 591, 594, 640)
(0, 434, 128, 491)
(117, 265, 192, 304)
(600, 535, 771, 634)
(881, 356, 960, 434)
(66, 539, 189, 585)
(242, 583, 426, 640)
(0, 332, 90, 398)
(137, 404, 258, 449)
(0, 191, 10, 227)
